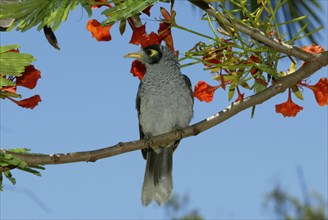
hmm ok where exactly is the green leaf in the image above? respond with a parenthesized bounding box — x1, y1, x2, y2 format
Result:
(0, 91, 21, 99)
(17, 167, 42, 176)
(0, 44, 20, 53)
(119, 19, 126, 35)
(4, 171, 16, 185)
(101, 0, 158, 26)
(0, 77, 15, 87)
(0, 173, 3, 191)
(240, 80, 251, 89)
(0, 149, 45, 188)
(0, 45, 35, 77)
(288, 62, 297, 74)
(291, 85, 304, 100)
(251, 105, 256, 118)
(7, 148, 31, 153)
(253, 80, 266, 93)
(0, 0, 89, 32)
(228, 85, 235, 101)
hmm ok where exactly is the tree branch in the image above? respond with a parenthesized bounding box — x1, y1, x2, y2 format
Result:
(188, 0, 314, 62)
(2, 51, 327, 167)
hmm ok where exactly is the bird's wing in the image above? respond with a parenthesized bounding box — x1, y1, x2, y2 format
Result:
(136, 81, 148, 159)
(170, 74, 193, 152)
(182, 74, 194, 103)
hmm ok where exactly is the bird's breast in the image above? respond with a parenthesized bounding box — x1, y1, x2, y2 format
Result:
(138, 80, 193, 137)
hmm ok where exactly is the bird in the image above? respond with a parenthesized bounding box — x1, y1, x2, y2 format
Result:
(124, 44, 194, 206)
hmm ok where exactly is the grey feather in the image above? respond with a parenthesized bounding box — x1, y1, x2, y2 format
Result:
(134, 45, 194, 206)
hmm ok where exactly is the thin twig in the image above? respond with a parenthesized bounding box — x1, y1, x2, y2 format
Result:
(188, 0, 314, 62)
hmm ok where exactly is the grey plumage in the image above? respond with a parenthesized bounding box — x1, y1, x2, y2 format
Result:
(125, 45, 194, 206)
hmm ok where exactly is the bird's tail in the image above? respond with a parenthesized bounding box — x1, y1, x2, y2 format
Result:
(141, 147, 173, 206)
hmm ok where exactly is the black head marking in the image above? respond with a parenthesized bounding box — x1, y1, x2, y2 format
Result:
(142, 44, 163, 64)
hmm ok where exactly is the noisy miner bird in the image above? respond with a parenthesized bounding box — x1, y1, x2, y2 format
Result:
(124, 45, 194, 206)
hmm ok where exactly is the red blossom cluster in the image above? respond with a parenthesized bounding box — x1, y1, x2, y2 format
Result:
(276, 77, 328, 117)
(86, 4, 175, 80)
(193, 81, 220, 103)
(1, 50, 42, 109)
(127, 7, 175, 80)
(193, 41, 256, 103)
(274, 44, 327, 117)
(275, 89, 303, 117)
(85, 3, 327, 117)
(194, 43, 327, 117)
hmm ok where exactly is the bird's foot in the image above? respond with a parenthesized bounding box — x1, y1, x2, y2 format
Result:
(174, 127, 185, 140)
(143, 135, 154, 149)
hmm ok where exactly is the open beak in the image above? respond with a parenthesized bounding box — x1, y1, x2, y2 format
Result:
(124, 51, 144, 59)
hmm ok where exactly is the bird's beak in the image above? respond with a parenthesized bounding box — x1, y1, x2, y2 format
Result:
(124, 51, 144, 59)
(124, 50, 145, 60)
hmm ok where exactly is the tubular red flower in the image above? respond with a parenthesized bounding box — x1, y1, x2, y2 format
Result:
(129, 24, 146, 45)
(158, 22, 174, 52)
(139, 32, 161, 48)
(275, 89, 303, 117)
(301, 44, 325, 54)
(7, 95, 42, 109)
(142, 6, 152, 16)
(130, 60, 146, 80)
(86, 19, 112, 42)
(300, 78, 328, 106)
(16, 65, 41, 89)
(194, 81, 220, 103)
(235, 87, 244, 102)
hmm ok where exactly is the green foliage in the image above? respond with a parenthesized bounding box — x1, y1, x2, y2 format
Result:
(0, 148, 45, 191)
(165, 187, 327, 220)
(102, 0, 159, 26)
(0, 0, 167, 32)
(0, 45, 35, 99)
(179, 0, 322, 103)
(265, 185, 328, 220)
(221, 0, 324, 44)
(0, 0, 91, 32)
(164, 194, 204, 220)
(0, 45, 35, 77)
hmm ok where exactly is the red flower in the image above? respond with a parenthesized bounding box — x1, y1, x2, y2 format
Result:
(130, 60, 146, 80)
(86, 19, 112, 41)
(16, 65, 41, 89)
(158, 22, 174, 52)
(301, 44, 325, 54)
(139, 32, 161, 48)
(1, 50, 42, 109)
(1, 86, 16, 94)
(142, 6, 152, 16)
(129, 7, 175, 51)
(235, 87, 244, 102)
(157, 7, 175, 51)
(194, 81, 220, 103)
(249, 55, 260, 63)
(129, 24, 146, 45)
(7, 95, 42, 109)
(160, 7, 172, 21)
(275, 89, 303, 117)
(202, 48, 222, 68)
(300, 78, 328, 106)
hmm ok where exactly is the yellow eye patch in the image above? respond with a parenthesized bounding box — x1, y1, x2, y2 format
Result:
(146, 49, 158, 57)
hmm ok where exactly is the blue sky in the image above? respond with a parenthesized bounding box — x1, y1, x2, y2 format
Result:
(0, 1, 327, 219)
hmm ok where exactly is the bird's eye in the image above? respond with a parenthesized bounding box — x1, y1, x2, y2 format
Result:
(146, 49, 153, 56)
(146, 49, 157, 57)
